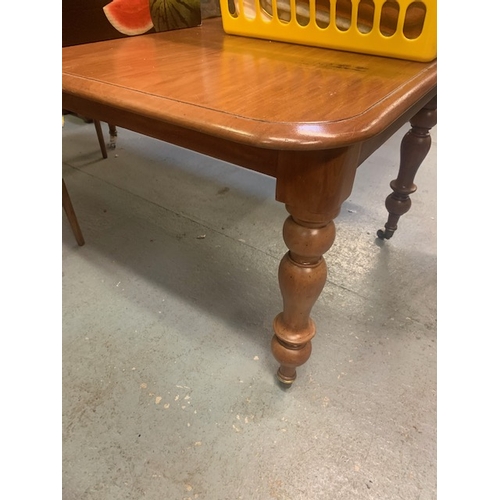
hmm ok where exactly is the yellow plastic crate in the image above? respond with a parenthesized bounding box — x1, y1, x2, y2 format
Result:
(220, 0, 436, 61)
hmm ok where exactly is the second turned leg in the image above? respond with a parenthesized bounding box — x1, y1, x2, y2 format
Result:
(378, 96, 437, 239)
(272, 213, 336, 385)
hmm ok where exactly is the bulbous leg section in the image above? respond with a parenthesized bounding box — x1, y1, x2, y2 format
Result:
(272, 330, 312, 385)
(272, 215, 335, 384)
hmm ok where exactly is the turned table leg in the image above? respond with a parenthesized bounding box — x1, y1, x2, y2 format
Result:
(377, 96, 437, 239)
(272, 213, 336, 384)
(273, 146, 360, 384)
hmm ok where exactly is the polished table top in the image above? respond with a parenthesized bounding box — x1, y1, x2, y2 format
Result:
(62, 17, 437, 151)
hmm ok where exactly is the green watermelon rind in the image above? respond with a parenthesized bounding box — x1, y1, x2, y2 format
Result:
(103, 0, 154, 36)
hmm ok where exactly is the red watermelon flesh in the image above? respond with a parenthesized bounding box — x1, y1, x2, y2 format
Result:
(103, 0, 154, 36)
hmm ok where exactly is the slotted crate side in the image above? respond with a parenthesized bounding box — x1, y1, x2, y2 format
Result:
(220, 0, 437, 62)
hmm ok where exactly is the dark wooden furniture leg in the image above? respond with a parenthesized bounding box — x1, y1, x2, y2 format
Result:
(108, 124, 118, 149)
(93, 120, 108, 159)
(377, 96, 437, 239)
(62, 179, 85, 246)
(272, 147, 360, 384)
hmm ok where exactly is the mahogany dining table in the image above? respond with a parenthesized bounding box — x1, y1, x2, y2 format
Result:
(62, 17, 437, 384)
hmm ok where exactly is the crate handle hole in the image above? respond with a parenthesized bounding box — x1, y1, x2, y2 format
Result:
(312, 0, 331, 28)
(335, 0, 352, 31)
(277, 0, 292, 24)
(380, 0, 399, 37)
(357, 0, 375, 33)
(403, 1, 426, 39)
(297, 0, 309, 26)
(228, 0, 237, 17)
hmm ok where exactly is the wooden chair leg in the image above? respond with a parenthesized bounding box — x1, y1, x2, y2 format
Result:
(93, 120, 108, 159)
(108, 124, 118, 149)
(62, 179, 85, 246)
(377, 96, 437, 240)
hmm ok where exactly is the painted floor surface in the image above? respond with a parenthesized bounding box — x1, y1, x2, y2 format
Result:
(62, 114, 437, 500)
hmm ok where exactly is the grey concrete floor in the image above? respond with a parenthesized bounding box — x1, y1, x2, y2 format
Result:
(62, 114, 437, 500)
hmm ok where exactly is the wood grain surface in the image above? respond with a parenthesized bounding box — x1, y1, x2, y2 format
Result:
(63, 18, 436, 150)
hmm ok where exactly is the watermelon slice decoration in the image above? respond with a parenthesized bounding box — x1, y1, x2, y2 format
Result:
(103, 0, 154, 36)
